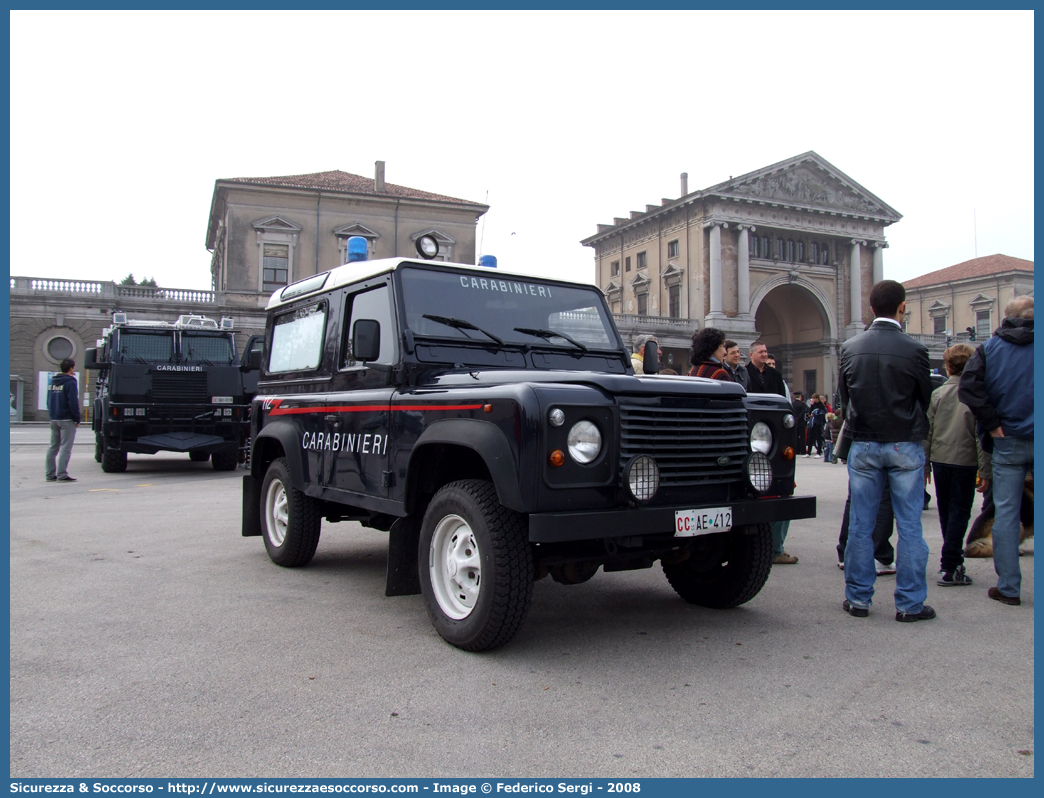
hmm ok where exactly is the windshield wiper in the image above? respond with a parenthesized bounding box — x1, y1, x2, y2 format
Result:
(422, 314, 504, 349)
(121, 346, 147, 364)
(188, 348, 214, 366)
(513, 327, 588, 353)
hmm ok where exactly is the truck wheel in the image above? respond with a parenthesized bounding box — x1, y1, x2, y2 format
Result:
(261, 457, 321, 567)
(419, 479, 533, 652)
(211, 449, 238, 471)
(662, 523, 772, 608)
(95, 435, 103, 463)
(101, 447, 128, 473)
(189, 451, 210, 463)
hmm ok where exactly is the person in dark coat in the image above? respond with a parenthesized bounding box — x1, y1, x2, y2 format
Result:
(806, 394, 827, 456)
(745, 341, 787, 395)
(45, 357, 81, 482)
(687, 328, 733, 381)
(722, 340, 749, 389)
(791, 392, 807, 455)
(958, 295, 1034, 606)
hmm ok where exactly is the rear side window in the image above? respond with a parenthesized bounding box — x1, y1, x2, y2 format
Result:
(342, 285, 397, 367)
(269, 301, 327, 373)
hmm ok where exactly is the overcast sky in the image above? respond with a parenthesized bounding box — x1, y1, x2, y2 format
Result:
(10, 10, 1034, 292)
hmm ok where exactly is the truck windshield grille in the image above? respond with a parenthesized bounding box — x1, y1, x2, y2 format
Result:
(152, 372, 208, 403)
(619, 404, 749, 485)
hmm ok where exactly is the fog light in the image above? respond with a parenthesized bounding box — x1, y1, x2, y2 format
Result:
(747, 452, 773, 493)
(625, 455, 660, 503)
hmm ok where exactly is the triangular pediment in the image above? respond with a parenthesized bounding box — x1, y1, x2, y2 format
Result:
(927, 300, 951, 314)
(333, 222, 380, 239)
(252, 215, 302, 232)
(713, 152, 902, 222)
(629, 272, 651, 288)
(604, 280, 621, 297)
(410, 228, 456, 245)
(968, 293, 995, 307)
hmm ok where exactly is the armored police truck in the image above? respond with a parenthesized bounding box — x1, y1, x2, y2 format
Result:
(86, 313, 252, 472)
(241, 237, 815, 651)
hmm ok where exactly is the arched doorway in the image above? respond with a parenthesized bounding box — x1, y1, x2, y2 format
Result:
(752, 280, 837, 402)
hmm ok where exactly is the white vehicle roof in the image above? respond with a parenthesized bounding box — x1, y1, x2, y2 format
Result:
(265, 257, 596, 311)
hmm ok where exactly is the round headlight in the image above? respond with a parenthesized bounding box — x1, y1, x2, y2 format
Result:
(548, 408, 565, 427)
(747, 452, 773, 493)
(567, 420, 602, 464)
(625, 455, 660, 503)
(782, 413, 795, 429)
(750, 421, 773, 454)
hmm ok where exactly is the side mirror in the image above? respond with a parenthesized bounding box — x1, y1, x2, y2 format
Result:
(352, 319, 381, 362)
(642, 340, 660, 375)
(85, 348, 105, 370)
(240, 335, 262, 372)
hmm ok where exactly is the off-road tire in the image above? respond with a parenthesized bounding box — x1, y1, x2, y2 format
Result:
(211, 449, 238, 471)
(101, 446, 128, 473)
(189, 451, 210, 463)
(662, 523, 772, 608)
(260, 457, 321, 567)
(95, 435, 103, 463)
(419, 479, 533, 652)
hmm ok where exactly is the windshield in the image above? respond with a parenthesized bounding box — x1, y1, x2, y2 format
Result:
(399, 267, 618, 350)
(118, 332, 175, 363)
(182, 333, 235, 364)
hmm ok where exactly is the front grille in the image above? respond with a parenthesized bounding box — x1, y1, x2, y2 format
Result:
(619, 403, 749, 486)
(151, 371, 208, 402)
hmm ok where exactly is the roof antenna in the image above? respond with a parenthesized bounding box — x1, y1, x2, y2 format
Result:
(478, 189, 489, 264)
(973, 207, 978, 258)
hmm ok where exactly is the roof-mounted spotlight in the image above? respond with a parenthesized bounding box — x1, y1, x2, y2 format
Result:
(220, 317, 235, 330)
(416, 234, 439, 260)
(112, 312, 128, 325)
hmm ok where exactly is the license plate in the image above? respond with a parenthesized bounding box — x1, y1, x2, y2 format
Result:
(212, 396, 233, 404)
(674, 506, 733, 536)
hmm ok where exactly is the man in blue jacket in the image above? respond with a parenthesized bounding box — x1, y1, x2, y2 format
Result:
(959, 296, 1034, 606)
(45, 358, 80, 482)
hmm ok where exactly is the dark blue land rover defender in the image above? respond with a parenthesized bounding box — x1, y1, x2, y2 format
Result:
(241, 238, 815, 650)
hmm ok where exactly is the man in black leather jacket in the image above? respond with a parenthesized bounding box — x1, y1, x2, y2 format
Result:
(838, 280, 934, 622)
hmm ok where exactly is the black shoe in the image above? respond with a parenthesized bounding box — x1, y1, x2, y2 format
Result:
(988, 587, 1021, 606)
(896, 605, 936, 622)
(56, 475, 77, 482)
(843, 599, 868, 617)
(45, 476, 56, 482)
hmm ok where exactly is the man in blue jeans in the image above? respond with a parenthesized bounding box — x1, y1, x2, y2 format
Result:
(959, 295, 1034, 606)
(838, 280, 935, 622)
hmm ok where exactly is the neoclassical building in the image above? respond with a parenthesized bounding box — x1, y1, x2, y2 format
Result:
(206, 162, 489, 307)
(581, 151, 902, 398)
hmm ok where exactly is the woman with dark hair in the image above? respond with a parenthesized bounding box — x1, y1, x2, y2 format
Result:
(687, 327, 733, 381)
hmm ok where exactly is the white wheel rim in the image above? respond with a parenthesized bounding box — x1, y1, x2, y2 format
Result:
(265, 477, 289, 547)
(429, 514, 481, 620)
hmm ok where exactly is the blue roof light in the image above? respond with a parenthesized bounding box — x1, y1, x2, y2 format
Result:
(478, 255, 497, 269)
(347, 236, 368, 262)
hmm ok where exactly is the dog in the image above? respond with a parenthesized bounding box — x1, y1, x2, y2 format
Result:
(964, 472, 1034, 557)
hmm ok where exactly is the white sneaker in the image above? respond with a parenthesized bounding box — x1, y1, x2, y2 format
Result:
(837, 561, 845, 571)
(876, 560, 897, 576)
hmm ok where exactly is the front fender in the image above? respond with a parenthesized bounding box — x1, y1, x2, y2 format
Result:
(251, 422, 310, 491)
(409, 418, 524, 511)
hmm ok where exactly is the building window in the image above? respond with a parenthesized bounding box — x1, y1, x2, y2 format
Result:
(976, 310, 991, 339)
(820, 243, 831, 265)
(263, 244, 290, 292)
(667, 240, 679, 258)
(760, 236, 769, 259)
(637, 251, 647, 269)
(46, 335, 75, 362)
(668, 285, 680, 318)
(796, 241, 805, 262)
(611, 260, 620, 276)
(625, 257, 631, 272)
(637, 293, 647, 315)
(934, 316, 947, 335)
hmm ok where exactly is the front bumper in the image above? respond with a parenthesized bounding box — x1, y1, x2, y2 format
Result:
(528, 495, 816, 543)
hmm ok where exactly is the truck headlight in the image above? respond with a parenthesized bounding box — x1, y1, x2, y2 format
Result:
(625, 455, 660, 502)
(747, 452, 773, 493)
(567, 420, 602, 464)
(750, 421, 773, 454)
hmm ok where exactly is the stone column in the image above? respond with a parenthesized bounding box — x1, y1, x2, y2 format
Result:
(872, 241, 887, 285)
(846, 239, 867, 339)
(704, 220, 727, 322)
(737, 224, 754, 316)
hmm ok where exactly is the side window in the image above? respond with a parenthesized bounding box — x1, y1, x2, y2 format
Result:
(268, 301, 328, 373)
(342, 285, 397, 368)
